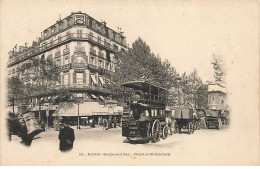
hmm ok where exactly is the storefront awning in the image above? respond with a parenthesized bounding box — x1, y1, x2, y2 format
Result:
(99, 95, 105, 101)
(99, 76, 105, 85)
(91, 94, 97, 99)
(90, 74, 98, 85)
(53, 102, 114, 116)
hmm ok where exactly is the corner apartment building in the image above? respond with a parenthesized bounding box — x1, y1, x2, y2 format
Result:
(7, 11, 127, 115)
(208, 83, 227, 110)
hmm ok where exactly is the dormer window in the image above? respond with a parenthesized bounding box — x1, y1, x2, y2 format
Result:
(59, 23, 63, 30)
(51, 28, 55, 34)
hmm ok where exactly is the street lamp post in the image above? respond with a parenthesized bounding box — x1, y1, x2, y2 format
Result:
(77, 102, 80, 129)
(46, 104, 49, 129)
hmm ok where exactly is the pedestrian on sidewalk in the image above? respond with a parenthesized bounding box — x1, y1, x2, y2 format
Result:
(58, 118, 75, 152)
(113, 117, 117, 129)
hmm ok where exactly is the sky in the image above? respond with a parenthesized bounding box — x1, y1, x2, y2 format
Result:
(0, 0, 258, 83)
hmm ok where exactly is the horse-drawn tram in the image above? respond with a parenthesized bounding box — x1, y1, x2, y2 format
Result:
(121, 80, 170, 143)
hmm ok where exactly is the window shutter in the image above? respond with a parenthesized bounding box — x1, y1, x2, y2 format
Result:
(73, 72, 76, 83)
(61, 75, 64, 85)
(83, 72, 86, 83)
(68, 72, 70, 84)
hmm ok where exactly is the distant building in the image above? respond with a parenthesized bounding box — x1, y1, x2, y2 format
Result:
(207, 83, 227, 110)
(7, 11, 127, 120)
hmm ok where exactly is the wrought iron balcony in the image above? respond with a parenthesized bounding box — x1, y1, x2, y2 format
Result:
(61, 84, 111, 94)
(8, 32, 123, 67)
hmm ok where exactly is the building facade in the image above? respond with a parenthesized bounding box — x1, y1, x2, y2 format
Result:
(208, 83, 227, 110)
(7, 12, 127, 118)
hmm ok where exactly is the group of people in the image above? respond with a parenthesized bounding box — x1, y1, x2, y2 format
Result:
(98, 116, 118, 130)
(7, 111, 120, 153)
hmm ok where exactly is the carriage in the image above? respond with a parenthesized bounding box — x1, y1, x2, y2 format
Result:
(121, 80, 169, 143)
(174, 107, 195, 134)
(204, 109, 222, 130)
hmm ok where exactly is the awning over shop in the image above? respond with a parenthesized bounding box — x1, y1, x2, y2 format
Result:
(90, 75, 98, 85)
(99, 77, 105, 85)
(99, 95, 105, 101)
(32, 104, 58, 111)
(91, 94, 97, 99)
(114, 106, 123, 113)
(53, 102, 117, 117)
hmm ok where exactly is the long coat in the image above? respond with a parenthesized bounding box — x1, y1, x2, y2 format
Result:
(58, 126, 75, 152)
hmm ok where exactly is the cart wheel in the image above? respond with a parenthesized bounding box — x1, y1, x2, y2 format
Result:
(151, 120, 160, 143)
(162, 126, 168, 139)
(127, 136, 132, 142)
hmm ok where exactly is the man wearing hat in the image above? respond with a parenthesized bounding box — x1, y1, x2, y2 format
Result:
(58, 118, 75, 152)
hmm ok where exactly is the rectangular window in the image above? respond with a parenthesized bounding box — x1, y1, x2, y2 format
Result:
(64, 73, 68, 85)
(77, 30, 83, 38)
(98, 60, 102, 68)
(89, 32, 93, 40)
(58, 35, 61, 43)
(66, 31, 70, 39)
(91, 57, 94, 65)
(76, 73, 84, 84)
(64, 57, 69, 65)
(98, 36, 101, 44)
(55, 59, 61, 66)
(50, 39, 54, 46)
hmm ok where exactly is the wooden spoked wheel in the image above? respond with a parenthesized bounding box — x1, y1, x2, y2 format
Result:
(151, 120, 161, 143)
(162, 125, 168, 139)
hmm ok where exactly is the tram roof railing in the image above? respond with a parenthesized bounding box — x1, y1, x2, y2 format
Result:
(121, 80, 167, 91)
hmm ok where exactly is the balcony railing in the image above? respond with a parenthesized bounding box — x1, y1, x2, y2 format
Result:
(62, 84, 111, 94)
(88, 64, 100, 71)
(8, 32, 122, 66)
(60, 63, 71, 71)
